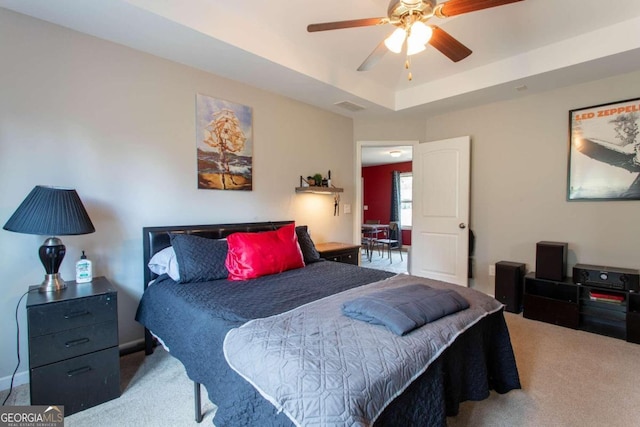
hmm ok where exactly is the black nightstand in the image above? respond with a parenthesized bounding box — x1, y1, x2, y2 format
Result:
(315, 242, 361, 266)
(26, 276, 120, 415)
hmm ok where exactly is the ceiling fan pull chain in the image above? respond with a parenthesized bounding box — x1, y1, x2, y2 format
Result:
(405, 56, 413, 81)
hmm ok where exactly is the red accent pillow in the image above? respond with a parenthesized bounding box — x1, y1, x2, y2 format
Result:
(225, 223, 305, 280)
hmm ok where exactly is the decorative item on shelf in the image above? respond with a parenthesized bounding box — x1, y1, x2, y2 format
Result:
(3, 186, 95, 292)
(295, 171, 344, 195)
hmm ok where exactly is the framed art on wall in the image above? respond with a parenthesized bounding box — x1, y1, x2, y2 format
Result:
(196, 93, 253, 191)
(567, 97, 640, 200)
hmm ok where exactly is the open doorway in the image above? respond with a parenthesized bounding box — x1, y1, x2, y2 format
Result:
(355, 140, 418, 273)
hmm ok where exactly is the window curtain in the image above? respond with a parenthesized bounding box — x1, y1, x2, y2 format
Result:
(390, 171, 402, 248)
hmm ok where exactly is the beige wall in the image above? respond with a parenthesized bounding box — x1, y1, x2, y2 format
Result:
(354, 115, 425, 142)
(0, 9, 354, 384)
(422, 71, 640, 295)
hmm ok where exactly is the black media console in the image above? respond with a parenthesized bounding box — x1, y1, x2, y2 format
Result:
(523, 271, 640, 344)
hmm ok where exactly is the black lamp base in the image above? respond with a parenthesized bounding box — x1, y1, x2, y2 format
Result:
(38, 237, 67, 293)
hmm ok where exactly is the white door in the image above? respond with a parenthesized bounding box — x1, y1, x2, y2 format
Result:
(410, 136, 470, 286)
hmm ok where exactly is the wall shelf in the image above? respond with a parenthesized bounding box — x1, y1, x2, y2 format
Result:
(295, 186, 343, 194)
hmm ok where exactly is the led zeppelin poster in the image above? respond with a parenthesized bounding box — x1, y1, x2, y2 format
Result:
(568, 98, 640, 200)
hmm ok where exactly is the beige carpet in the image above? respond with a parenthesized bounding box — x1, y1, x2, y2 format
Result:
(3, 313, 640, 426)
(449, 313, 640, 427)
(0, 349, 217, 426)
(360, 247, 408, 275)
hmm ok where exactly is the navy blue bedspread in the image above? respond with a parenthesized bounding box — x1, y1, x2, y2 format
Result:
(135, 261, 520, 426)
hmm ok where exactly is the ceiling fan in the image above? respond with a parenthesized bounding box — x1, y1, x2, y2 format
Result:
(307, 0, 524, 80)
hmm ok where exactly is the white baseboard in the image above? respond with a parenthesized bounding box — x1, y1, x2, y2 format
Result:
(0, 369, 29, 391)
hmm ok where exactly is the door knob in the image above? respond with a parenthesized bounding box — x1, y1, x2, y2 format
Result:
(459, 223, 466, 229)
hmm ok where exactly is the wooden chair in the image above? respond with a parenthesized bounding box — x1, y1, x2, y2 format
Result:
(375, 221, 403, 263)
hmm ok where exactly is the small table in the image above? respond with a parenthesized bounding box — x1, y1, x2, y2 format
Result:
(361, 224, 389, 261)
(315, 242, 361, 266)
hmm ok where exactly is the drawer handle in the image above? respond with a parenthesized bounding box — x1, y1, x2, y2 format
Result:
(64, 310, 90, 319)
(65, 338, 90, 348)
(67, 366, 92, 377)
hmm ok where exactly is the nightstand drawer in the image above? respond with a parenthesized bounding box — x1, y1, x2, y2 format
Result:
(315, 242, 361, 266)
(28, 293, 117, 337)
(326, 252, 359, 265)
(29, 321, 118, 368)
(30, 346, 120, 415)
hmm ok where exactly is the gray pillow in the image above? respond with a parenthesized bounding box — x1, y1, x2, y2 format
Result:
(169, 233, 228, 283)
(342, 284, 469, 336)
(295, 225, 321, 264)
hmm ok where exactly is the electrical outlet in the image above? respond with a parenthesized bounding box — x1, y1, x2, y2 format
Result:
(489, 265, 496, 276)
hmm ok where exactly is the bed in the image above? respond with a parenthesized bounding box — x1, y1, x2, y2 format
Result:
(135, 221, 520, 426)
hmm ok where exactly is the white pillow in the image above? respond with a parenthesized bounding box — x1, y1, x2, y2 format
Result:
(148, 246, 180, 281)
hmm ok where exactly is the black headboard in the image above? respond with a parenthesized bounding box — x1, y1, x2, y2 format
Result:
(140, 220, 294, 355)
(142, 220, 294, 290)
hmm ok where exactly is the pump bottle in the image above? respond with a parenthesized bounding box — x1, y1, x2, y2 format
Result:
(76, 250, 93, 283)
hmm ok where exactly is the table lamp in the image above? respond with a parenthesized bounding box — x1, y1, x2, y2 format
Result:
(3, 186, 95, 292)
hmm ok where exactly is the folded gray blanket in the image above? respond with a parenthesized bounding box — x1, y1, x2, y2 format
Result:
(342, 284, 470, 335)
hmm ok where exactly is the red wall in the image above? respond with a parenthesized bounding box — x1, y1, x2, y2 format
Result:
(362, 161, 412, 246)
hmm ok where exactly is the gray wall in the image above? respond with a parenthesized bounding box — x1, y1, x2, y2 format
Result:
(0, 9, 355, 386)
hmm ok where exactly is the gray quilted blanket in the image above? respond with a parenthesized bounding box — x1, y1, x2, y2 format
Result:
(223, 274, 503, 427)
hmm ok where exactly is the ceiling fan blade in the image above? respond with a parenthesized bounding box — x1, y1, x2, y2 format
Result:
(428, 26, 472, 62)
(357, 40, 388, 71)
(438, 0, 524, 18)
(307, 17, 387, 32)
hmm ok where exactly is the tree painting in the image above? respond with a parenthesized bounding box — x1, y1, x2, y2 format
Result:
(196, 94, 253, 190)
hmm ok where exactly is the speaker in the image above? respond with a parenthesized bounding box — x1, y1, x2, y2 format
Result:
(495, 261, 526, 313)
(535, 241, 567, 281)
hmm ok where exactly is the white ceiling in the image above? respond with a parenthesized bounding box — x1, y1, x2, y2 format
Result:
(362, 145, 414, 167)
(2, 0, 640, 121)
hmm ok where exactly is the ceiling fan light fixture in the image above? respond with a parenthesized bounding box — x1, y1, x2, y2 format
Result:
(384, 27, 407, 53)
(406, 21, 432, 55)
(406, 42, 426, 56)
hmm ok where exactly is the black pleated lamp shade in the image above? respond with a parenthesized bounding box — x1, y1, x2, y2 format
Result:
(3, 186, 95, 236)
